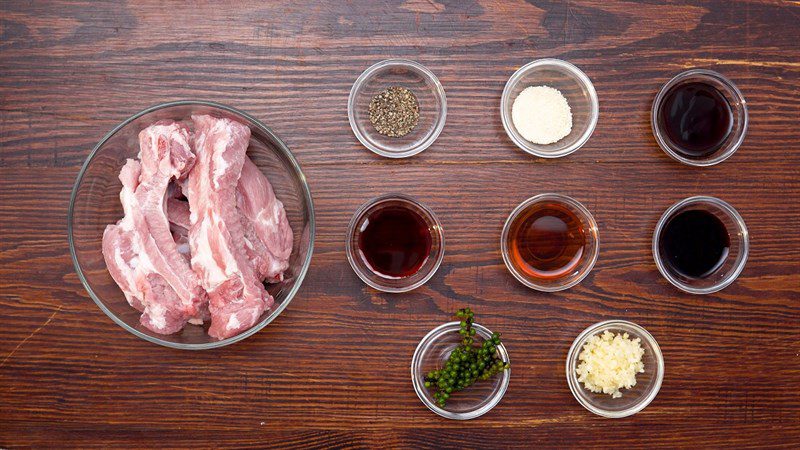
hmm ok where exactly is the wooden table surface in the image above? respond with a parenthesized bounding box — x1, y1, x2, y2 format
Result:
(2, 1, 799, 448)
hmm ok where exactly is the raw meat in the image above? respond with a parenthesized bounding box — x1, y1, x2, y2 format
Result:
(237, 157, 293, 282)
(168, 164, 293, 283)
(185, 115, 273, 340)
(101, 122, 207, 334)
(167, 197, 191, 231)
(102, 160, 145, 311)
(102, 116, 293, 339)
(165, 185, 192, 258)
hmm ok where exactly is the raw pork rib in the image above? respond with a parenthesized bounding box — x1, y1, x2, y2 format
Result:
(102, 122, 207, 334)
(185, 115, 273, 340)
(167, 197, 191, 230)
(169, 162, 292, 282)
(102, 161, 145, 311)
(103, 116, 292, 338)
(237, 157, 293, 282)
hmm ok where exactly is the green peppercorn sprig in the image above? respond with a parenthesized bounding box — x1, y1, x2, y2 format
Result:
(423, 308, 510, 408)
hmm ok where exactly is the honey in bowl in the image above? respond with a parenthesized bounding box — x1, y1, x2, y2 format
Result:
(506, 201, 586, 281)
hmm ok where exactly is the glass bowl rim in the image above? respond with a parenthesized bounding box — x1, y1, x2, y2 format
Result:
(652, 195, 749, 294)
(411, 321, 511, 420)
(650, 68, 749, 167)
(565, 320, 664, 418)
(500, 58, 599, 158)
(345, 193, 445, 293)
(500, 193, 600, 292)
(347, 58, 447, 159)
(67, 99, 316, 350)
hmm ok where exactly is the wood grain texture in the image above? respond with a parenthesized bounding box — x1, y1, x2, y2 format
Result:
(1, 0, 799, 448)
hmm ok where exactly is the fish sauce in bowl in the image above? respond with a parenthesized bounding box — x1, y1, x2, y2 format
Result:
(506, 201, 586, 280)
(501, 193, 599, 292)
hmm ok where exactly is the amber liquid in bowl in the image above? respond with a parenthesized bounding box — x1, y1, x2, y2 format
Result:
(506, 202, 586, 281)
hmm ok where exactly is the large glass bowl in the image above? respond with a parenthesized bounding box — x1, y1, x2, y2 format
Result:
(68, 101, 315, 349)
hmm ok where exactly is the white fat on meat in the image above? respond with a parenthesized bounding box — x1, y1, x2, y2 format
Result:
(186, 114, 274, 340)
(191, 213, 236, 286)
(101, 122, 208, 335)
(212, 137, 231, 188)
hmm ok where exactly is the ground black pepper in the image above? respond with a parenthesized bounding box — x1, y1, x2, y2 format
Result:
(368, 86, 420, 138)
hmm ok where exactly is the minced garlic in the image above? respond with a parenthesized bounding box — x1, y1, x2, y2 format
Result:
(576, 330, 644, 398)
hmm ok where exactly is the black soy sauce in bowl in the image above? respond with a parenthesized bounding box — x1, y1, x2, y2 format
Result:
(659, 209, 730, 279)
(658, 82, 733, 159)
(651, 69, 748, 167)
(652, 196, 749, 294)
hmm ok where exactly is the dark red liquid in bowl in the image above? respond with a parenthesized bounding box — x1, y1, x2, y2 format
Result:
(358, 206, 432, 278)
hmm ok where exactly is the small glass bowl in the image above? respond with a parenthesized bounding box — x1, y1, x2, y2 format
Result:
(348, 59, 447, 158)
(566, 320, 664, 418)
(500, 193, 599, 292)
(651, 69, 748, 166)
(653, 196, 749, 294)
(346, 194, 444, 293)
(500, 59, 599, 158)
(411, 322, 510, 420)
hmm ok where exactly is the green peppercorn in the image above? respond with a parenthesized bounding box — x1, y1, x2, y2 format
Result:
(422, 308, 510, 408)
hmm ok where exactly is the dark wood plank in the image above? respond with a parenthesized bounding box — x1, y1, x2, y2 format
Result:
(1, 0, 799, 448)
